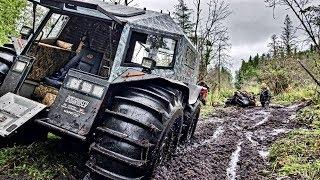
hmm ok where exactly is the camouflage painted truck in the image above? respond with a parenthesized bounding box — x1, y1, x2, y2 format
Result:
(0, 0, 207, 179)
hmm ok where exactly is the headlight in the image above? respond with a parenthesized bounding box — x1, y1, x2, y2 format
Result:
(13, 61, 27, 73)
(67, 77, 82, 90)
(141, 57, 156, 70)
(92, 85, 104, 98)
(65, 77, 105, 99)
(81, 81, 93, 94)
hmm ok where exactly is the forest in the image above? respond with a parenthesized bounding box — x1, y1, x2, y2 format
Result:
(0, 0, 320, 179)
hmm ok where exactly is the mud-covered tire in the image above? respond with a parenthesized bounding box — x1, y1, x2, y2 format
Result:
(86, 83, 184, 179)
(181, 99, 201, 142)
(0, 44, 16, 83)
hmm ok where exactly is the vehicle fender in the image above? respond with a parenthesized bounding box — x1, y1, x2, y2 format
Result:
(111, 70, 193, 105)
(188, 84, 203, 105)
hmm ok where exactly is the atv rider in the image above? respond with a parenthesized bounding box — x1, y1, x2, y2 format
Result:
(260, 83, 271, 107)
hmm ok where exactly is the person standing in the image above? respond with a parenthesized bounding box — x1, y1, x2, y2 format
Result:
(260, 83, 271, 107)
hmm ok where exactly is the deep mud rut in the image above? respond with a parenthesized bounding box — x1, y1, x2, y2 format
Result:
(153, 102, 309, 180)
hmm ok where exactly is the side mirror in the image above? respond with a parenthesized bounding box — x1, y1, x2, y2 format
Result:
(141, 57, 156, 74)
(20, 26, 33, 40)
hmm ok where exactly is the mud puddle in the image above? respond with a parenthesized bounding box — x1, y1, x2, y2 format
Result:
(153, 102, 308, 180)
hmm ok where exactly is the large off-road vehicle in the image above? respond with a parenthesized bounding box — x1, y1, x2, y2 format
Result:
(0, 0, 206, 179)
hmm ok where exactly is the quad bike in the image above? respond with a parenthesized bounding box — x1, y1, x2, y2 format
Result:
(0, 0, 207, 179)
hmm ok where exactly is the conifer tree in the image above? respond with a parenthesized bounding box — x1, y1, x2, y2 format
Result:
(281, 15, 296, 56)
(173, 0, 194, 35)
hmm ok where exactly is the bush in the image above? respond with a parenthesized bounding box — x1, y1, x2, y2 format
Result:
(296, 104, 320, 129)
(0, 0, 26, 45)
(259, 69, 292, 95)
(207, 89, 234, 106)
(273, 86, 316, 105)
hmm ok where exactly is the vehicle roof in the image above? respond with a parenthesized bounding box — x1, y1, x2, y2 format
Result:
(33, 0, 184, 36)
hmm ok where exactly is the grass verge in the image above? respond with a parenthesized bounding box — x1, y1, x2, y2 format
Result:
(269, 129, 320, 179)
(0, 134, 86, 179)
(269, 96, 320, 179)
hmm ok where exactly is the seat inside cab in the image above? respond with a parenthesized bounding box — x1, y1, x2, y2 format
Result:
(20, 14, 123, 105)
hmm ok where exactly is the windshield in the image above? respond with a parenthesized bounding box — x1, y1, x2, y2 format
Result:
(125, 31, 177, 68)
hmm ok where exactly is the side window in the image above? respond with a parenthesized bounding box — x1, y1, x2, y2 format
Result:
(185, 47, 197, 69)
(125, 31, 177, 68)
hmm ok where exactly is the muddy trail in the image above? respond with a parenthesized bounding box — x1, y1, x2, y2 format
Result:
(153, 102, 308, 180)
(0, 102, 308, 180)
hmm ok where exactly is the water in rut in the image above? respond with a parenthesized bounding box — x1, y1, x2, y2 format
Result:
(153, 102, 308, 180)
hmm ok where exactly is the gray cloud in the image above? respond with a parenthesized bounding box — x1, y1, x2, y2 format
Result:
(134, 0, 299, 73)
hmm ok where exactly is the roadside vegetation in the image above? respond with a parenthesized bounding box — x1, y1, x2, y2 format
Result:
(0, 134, 86, 179)
(234, 48, 320, 179)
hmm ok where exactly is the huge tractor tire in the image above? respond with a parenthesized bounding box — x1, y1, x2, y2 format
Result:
(86, 83, 184, 179)
(181, 99, 201, 142)
(0, 44, 16, 83)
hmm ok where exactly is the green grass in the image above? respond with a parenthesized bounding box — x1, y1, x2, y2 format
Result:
(200, 104, 214, 118)
(269, 129, 320, 179)
(0, 134, 86, 179)
(296, 104, 320, 129)
(207, 88, 235, 107)
(241, 84, 260, 95)
(273, 86, 317, 105)
(199, 89, 234, 118)
(269, 96, 320, 179)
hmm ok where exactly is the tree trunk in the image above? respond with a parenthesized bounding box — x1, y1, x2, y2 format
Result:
(218, 46, 221, 92)
(194, 0, 201, 47)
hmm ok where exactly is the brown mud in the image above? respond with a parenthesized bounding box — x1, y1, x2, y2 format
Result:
(153, 102, 309, 180)
(0, 102, 308, 180)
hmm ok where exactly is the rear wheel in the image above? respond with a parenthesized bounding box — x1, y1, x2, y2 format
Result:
(181, 100, 201, 142)
(86, 83, 184, 179)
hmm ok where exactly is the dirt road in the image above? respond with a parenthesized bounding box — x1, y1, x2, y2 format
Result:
(153, 103, 308, 180)
(0, 103, 308, 180)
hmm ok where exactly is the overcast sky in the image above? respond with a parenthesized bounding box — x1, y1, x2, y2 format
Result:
(133, 0, 297, 73)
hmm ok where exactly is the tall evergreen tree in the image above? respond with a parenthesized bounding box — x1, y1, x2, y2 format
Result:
(248, 55, 253, 65)
(253, 54, 259, 67)
(173, 0, 194, 35)
(268, 34, 279, 57)
(281, 15, 297, 56)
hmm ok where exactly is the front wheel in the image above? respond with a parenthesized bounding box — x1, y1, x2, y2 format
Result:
(86, 83, 184, 179)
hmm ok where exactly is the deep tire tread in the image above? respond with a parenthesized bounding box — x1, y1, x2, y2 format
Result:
(87, 83, 184, 179)
(91, 144, 147, 168)
(114, 96, 164, 120)
(86, 160, 144, 180)
(128, 87, 171, 109)
(105, 109, 161, 133)
(96, 127, 155, 149)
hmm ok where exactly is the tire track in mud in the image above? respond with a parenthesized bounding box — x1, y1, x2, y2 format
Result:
(153, 102, 309, 180)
